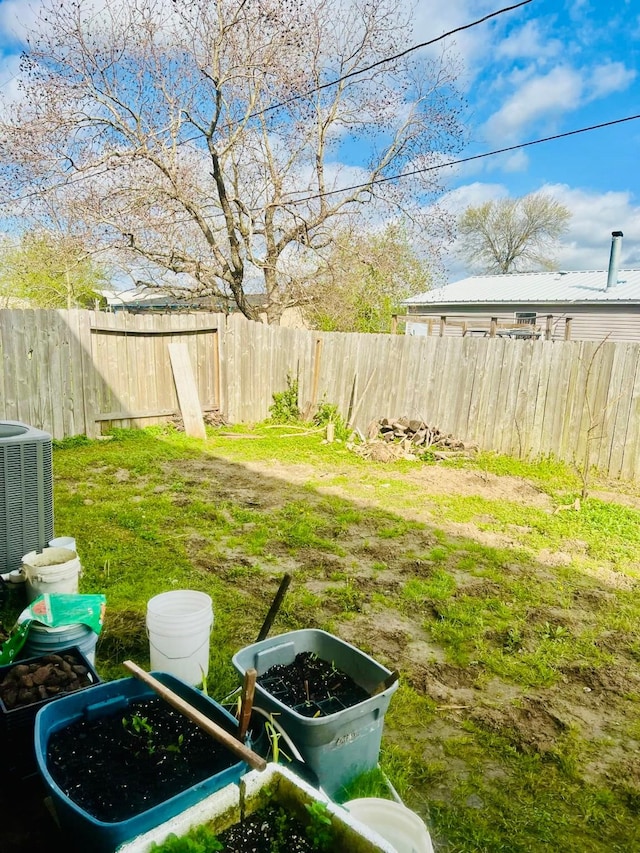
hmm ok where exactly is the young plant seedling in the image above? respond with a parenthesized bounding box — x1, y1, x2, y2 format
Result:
(305, 800, 333, 852)
(264, 715, 291, 765)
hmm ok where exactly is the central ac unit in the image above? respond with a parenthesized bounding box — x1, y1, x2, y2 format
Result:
(0, 421, 54, 573)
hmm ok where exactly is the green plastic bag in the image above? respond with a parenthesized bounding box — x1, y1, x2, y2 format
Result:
(0, 592, 106, 665)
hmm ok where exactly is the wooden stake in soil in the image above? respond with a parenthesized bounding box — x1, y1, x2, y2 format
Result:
(371, 669, 399, 697)
(238, 668, 257, 743)
(123, 660, 267, 771)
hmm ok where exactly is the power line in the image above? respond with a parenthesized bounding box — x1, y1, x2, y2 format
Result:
(2, 112, 638, 217)
(0, 0, 530, 208)
(163, 112, 640, 221)
(280, 113, 640, 205)
(253, 0, 532, 118)
(170, 0, 531, 147)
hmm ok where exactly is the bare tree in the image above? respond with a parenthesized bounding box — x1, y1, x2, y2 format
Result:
(457, 192, 571, 274)
(0, 0, 464, 323)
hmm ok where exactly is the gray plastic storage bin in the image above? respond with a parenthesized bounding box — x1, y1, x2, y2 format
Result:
(232, 629, 398, 797)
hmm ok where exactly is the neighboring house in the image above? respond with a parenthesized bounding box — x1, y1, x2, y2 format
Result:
(402, 232, 640, 343)
(103, 284, 307, 327)
(103, 284, 228, 314)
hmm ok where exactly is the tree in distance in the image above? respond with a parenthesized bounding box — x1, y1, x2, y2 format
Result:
(0, 0, 465, 324)
(0, 231, 107, 309)
(457, 192, 571, 274)
(302, 223, 432, 333)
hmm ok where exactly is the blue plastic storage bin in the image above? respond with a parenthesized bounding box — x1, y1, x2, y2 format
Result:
(34, 672, 248, 852)
(232, 629, 398, 798)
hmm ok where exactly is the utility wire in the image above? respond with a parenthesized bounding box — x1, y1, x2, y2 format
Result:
(280, 113, 640, 205)
(1, 113, 637, 216)
(162, 112, 640, 221)
(251, 0, 532, 118)
(170, 0, 532, 147)
(0, 0, 529, 208)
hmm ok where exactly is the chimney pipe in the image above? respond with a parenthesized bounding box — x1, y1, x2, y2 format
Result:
(606, 230, 623, 290)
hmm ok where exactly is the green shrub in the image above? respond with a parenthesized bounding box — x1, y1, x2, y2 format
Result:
(312, 399, 350, 440)
(269, 373, 300, 423)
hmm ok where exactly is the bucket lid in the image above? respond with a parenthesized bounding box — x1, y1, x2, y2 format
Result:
(27, 622, 90, 635)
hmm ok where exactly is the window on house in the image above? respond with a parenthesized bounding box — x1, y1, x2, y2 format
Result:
(515, 312, 537, 325)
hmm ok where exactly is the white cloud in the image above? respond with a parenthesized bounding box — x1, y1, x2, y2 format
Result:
(0, 1, 42, 46)
(495, 20, 563, 62)
(441, 181, 507, 214)
(543, 183, 640, 270)
(484, 66, 583, 142)
(587, 61, 636, 99)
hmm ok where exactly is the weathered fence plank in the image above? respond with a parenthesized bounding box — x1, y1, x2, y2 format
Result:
(620, 353, 640, 480)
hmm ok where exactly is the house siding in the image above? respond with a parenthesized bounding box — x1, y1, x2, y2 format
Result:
(406, 303, 640, 343)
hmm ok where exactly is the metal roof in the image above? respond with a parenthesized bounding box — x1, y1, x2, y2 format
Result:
(403, 269, 640, 306)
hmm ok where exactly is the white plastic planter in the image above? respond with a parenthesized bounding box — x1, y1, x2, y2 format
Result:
(116, 763, 397, 853)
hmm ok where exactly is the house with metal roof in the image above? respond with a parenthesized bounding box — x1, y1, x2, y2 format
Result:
(402, 232, 640, 342)
(103, 283, 228, 313)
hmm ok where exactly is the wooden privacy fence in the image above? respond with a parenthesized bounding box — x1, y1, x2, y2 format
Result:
(1, 309, 639, 480)
(0, 309, 223, 438)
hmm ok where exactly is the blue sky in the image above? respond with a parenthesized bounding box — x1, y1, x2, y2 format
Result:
(420, 0, 640, 276)
(0, 0, 638, 281)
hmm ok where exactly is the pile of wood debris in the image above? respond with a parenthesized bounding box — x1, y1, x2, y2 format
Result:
(347, 417, 479, 463)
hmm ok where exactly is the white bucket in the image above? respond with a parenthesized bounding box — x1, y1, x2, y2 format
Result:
(49, 536, 77, 552)
(21, 621, 98, 666)
(345, 798, 434, 853)
(146, 590, 213, 686)
(21, 547, 82, 603)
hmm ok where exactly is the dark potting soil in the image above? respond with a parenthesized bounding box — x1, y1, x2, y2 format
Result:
(46, 696, 239, 822)
(218, 804, 320, 852)
(257, 651, 369, 717)
(156, 805, 321, 852)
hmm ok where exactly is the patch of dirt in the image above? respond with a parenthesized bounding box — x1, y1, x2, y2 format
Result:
(559, 662, 640, 696)
(590, 489, 640, 511)
(337, 611, 445, 670)
(402, 467, 553, 510)
(470, 696, 569, 754)
(239, 459, 553, 512)
(583, 564, 638, 590)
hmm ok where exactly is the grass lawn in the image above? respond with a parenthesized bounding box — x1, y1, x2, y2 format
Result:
(2, 422, 640, 852)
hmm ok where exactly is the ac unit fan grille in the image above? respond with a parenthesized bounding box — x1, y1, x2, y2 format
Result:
(0, 425, 54, 573)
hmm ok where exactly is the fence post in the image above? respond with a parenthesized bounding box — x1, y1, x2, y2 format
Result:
(545, 315, 554, 341)
(309, 336, 323, 416)
(564, 318, 573, 341)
